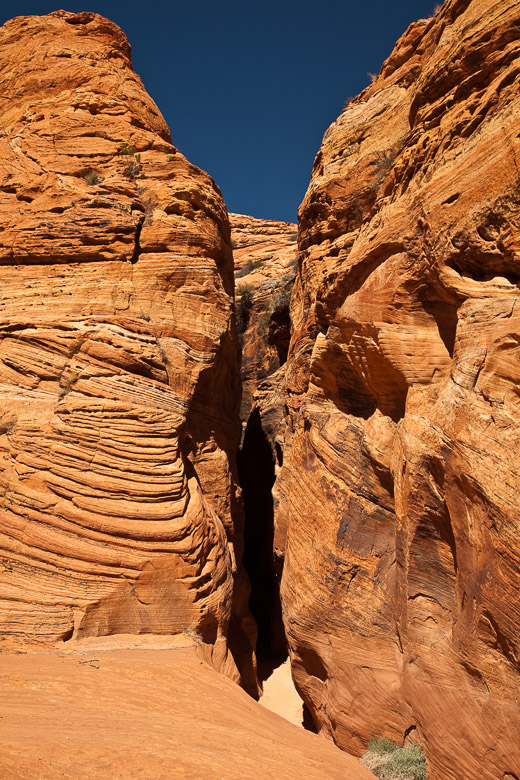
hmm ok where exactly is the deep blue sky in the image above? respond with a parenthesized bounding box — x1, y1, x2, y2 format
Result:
(1, 1, 436, 222)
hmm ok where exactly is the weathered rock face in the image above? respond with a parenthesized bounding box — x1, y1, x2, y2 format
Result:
(231, 213, 297, 659)
(0, 11, 256, 691)
(276, 0, 520, 776)
(231, 213, 297, 421)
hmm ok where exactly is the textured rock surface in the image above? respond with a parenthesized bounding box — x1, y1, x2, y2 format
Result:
(231, 214, 297, 659)
(276, 0, 520, 777)
(0, 11, 256, 691)
(0, 642, 374, 780)
(231, 213, 297, 421)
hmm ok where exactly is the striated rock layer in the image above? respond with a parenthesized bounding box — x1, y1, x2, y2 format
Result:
(231, 212, 297, 422)
(231, 214, 297, 658)
(276, 0, 520, 777)
(0, 11, 256, 691)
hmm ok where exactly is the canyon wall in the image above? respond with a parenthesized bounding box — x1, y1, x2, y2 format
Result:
(230, 214, 297, 659)
(276, 0, 520, 776)
(231, 213, 297, 422)
(0, 11, 256, 691)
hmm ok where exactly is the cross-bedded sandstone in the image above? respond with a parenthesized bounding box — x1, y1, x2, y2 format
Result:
(275, 0, 520, 776)
(0, 11, 256, 693)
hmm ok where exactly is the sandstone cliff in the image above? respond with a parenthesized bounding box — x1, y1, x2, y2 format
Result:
(275, 0, 520, 777)
(0, 11, 256, 692)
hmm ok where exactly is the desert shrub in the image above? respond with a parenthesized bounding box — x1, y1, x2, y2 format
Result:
(257, 286, 292, 336)
(258, 311, 272, 331)
(118, 145, 141, 179)
(83, 169, 102, 185)
(236, 261, 253, 278)
(367, 737, 400, 755)
(271, 289, 291, 312)
(235, 283, 254, 332)
(361, 738, 428, 780)
(384, 743, 427, 780)
(235, 257, 264, 278)
(123, 159, 140, 180)
(372, 140, 404, 188)
(182, 626, 202, 643)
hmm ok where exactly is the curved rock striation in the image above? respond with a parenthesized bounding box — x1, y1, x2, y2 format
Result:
(276, 0, 520, 776)
(0, 11, 256, 691)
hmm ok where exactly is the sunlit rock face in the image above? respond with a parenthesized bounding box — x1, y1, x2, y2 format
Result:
(275, 0, 520, 776)
(0, 11, 256, 692)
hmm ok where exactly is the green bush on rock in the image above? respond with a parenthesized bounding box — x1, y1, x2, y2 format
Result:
(361, 737, 428, 780)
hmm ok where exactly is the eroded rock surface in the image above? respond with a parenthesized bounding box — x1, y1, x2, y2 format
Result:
(0, 11, 256, 691)
(276, 0, 520, 777)
(231, 213, 297, 421)
(231, 214, 297, 659)
(0, 643, 374, 780)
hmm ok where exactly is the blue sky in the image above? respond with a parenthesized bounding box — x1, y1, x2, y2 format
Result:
(1, 0, 436, 222)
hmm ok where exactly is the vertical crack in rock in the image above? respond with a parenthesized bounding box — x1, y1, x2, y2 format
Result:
(231, 214, 298, 675)
(131, 215, 144, 264)
(239, 408, 287, 667)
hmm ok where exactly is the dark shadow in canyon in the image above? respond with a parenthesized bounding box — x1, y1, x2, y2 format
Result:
(238, 407, 288, 683)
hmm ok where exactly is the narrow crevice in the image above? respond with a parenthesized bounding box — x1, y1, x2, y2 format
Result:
(238, 408, 287, 674)
(131, 216, 144, 264)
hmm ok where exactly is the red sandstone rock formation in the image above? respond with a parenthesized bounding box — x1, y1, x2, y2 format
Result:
(275, 0, 520, 776)
(230, 214, 297, 660)
(231, 213, 297, 421)
(0, 11, 256, 692)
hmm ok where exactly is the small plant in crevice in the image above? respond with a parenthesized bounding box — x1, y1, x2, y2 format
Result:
(235, 283, 254, 333)
(235, 257, 265, 278)
(257, 287, 291, 338)
(123, 158, 140, 180)
(372, 139, 404, 189)
(361, 737, 428, 780)
(182, 626, 203, 644)
(118, 144, 141, 180)
(257, 310, 272, 332)
(83, 169, 102, 186)
(270, 289, 291, 311)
